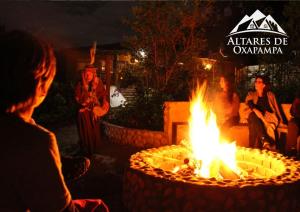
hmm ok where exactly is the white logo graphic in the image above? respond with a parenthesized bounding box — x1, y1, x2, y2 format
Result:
(228, 9, 287, 37)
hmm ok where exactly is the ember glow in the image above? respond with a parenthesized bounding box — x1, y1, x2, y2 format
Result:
(185, 82, 240, 179)
(125, 83, 300, 210)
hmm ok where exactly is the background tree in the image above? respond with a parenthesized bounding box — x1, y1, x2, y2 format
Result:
(125, 0, 214, 91)
(284, 2, 300, 53)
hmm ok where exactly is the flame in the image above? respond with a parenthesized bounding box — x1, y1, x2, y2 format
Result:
(188, 81, 240, 179)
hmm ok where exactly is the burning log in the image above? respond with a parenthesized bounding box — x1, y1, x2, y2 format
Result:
(219, 161, 240, 180)
(123, 82, 300, 211)
(124, 146, 300, 211)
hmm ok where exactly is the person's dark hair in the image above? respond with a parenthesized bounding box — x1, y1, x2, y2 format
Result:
(219, 73, 236, 103)
(255, 74, 270, 95)
(0, 30, 56, 112)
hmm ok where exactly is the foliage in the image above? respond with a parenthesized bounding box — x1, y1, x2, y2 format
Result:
(105, 87, 172, 131)
(284, 2, 300, 52)
(106, 1, 300, 131)
(33, 81, 77, 128)
(106, 0, 218, 130)
(235, 63, 300, 103)
(125, 0, 214, 90)
(164, 68, 194, 101)
(273, 83, 300, 103)
(118, 65, 144, 88)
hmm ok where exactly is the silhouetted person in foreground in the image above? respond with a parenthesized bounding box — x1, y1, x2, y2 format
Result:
(0, 30, 109, 211)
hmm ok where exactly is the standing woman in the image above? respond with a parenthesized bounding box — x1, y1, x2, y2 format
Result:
(245, 75, 283, 149)
(75, 65, 109, 156)
(213, 74, 240, 134)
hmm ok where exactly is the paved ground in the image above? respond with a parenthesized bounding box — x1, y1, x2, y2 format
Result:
(53, 123, 300, 212)
(53, 123, 144, 212)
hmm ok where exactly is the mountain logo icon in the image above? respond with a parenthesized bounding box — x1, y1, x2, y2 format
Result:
(228, 9, 287, 37)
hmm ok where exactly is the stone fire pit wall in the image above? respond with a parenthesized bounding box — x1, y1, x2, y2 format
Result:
(123, 146, 300, 211)
(102, 102, 190, 148)
(102, 121, 168, 148)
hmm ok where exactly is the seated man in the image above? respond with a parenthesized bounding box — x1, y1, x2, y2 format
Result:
(286, 91, 300, 156)
(0, 30, 108, 211)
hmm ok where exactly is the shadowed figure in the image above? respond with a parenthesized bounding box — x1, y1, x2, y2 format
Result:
(0, 30, 108, 211)
(244, 75, 283, 150)
(75, 65, 109, 157)
(75, 41, 109, 157)
(286, 91, 300, 156)
(212, 73, 240, 139)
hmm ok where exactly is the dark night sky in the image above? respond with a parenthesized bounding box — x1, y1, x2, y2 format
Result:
(0, 1, 135, 49)
(0, 1, 289, 51)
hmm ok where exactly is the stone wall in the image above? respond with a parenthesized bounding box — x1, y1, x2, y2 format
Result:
(103, 102, 294, 149)
(102, 121, 168, 148)
(164, 102, 190, 145)
(123, 146, 300, 211)
(123, 168, 300, 212)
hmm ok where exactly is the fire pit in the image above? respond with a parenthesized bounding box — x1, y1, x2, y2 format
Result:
(124, 146, 300, 211)
(123, 82, 300, 211)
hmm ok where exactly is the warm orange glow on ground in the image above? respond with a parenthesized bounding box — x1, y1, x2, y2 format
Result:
(187, 82, 240, 179)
